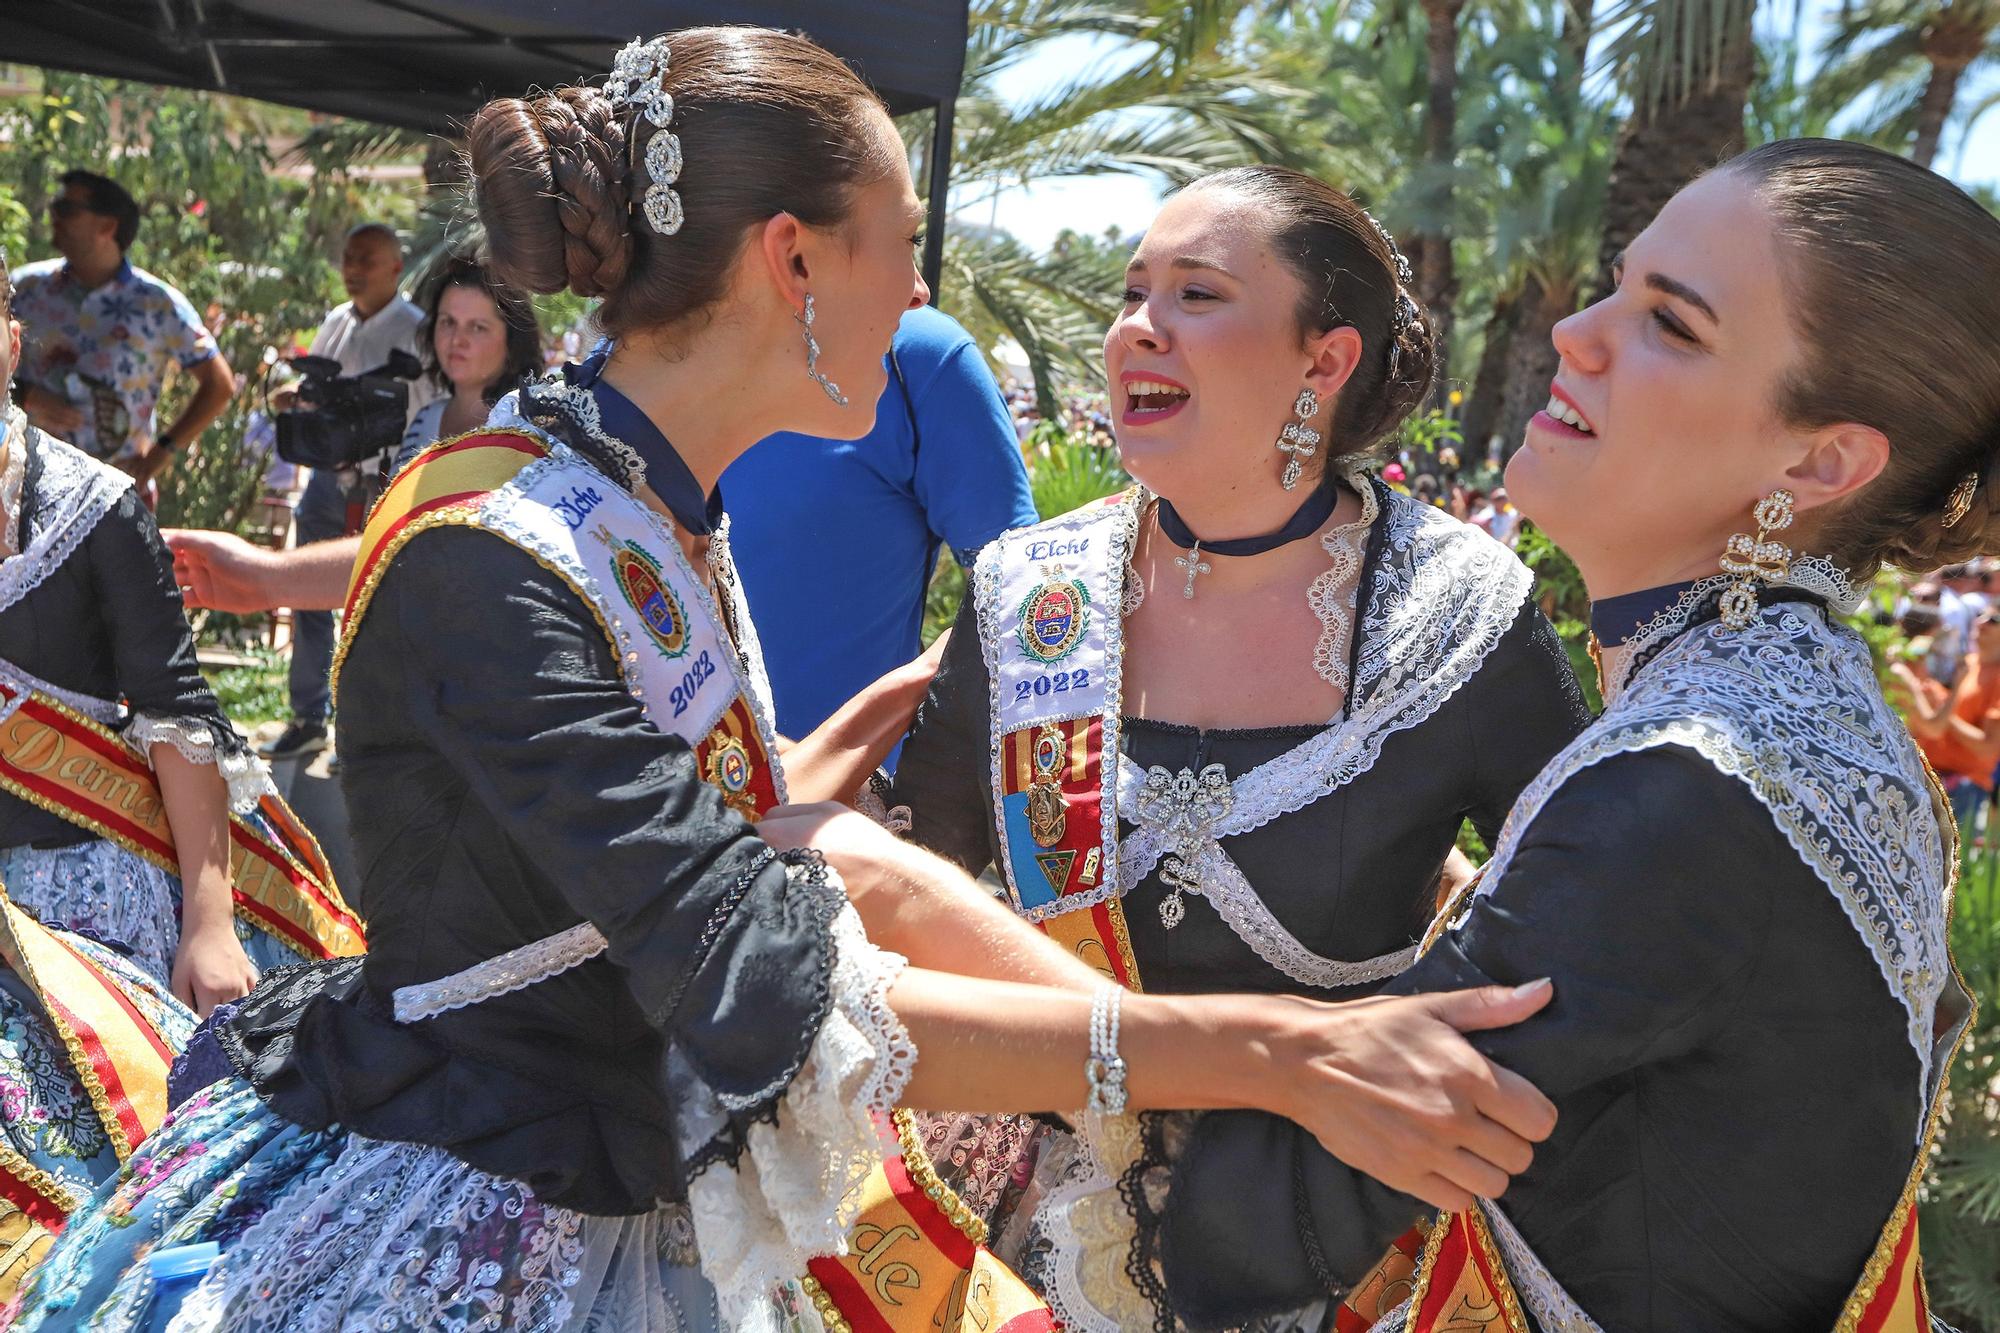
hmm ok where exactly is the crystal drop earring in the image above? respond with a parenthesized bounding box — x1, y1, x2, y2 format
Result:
(797, 294, 848, 406)
(1718, 489, 1795, 630)
(1276, 388, 1322, 490)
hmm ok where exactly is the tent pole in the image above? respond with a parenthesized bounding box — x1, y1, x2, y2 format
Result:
(921, 95, 953, 304)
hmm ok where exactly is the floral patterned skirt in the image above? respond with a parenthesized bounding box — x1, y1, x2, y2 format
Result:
(0, 839, 305, 987)
(5, 1078, 733, 1333)
(0, 927, 195, 1234)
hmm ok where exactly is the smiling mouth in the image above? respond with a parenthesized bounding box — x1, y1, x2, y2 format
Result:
(1540, 393, 1596, 436)
(1125, 380, 1191, 416)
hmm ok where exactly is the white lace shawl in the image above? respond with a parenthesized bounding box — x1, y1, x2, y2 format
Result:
(1472, 600, 1956, 1124)
(0, 409, 130, 619)
(1110, 489, 1534, 988)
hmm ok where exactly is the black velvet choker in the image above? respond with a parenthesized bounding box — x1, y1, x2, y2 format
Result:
(1591, 580, 1704, 647)
(1156, 487, 1338, 559)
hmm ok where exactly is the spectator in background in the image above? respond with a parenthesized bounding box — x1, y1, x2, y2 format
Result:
(721, 304, 1037, 743)
(265, 223, 426, 762)
(8, 170, 236, 490)
(392, 258, 543, 475)
(1892, 605, 2000, 834)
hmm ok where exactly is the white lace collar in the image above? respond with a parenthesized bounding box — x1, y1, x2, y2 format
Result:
(0, 410, 131, 619)
(1113, 488, 1535, 987)
(1600, 557, 1869, 703)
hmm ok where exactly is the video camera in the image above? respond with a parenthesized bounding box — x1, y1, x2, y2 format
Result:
(273, 349, 424, 470)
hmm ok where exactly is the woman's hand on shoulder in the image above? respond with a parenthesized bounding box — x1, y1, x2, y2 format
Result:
(1238, 981, 1557, 1213)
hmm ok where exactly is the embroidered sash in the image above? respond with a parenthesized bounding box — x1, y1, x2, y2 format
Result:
(1384, 603, 1971, 1333)
(973, 490, 1145, 988)
(0, 894, 181, 1299)
(336, 429, 784, 818)
(0, 673, 363, 960)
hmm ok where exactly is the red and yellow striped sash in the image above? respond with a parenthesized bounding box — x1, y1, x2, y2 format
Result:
(0, 682, 364, 960)
(0, 893, 181, 1298)
(801, 1111, 1056, 1332)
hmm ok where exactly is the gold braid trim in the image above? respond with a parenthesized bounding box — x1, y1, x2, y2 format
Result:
(890, 1107, 989, 1245)
(0, 901, 134, 1162)
(798, 1276, 853, 1333)
(0, 1139, 79, 1218)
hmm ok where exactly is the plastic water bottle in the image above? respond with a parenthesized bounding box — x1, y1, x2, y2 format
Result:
(144, 1241, 219, 1333)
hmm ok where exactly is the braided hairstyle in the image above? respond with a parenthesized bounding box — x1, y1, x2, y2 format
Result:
(1722, 139, 2000, 576)
(466, 27, 896, 340)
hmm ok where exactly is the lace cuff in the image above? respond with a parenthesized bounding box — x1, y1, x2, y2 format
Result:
(686, 895, 914, 1330)
(853, 769, 912, 835)
(128, 712, 268, 814)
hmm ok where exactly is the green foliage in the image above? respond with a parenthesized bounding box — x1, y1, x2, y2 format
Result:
(201, 647, 290, 728)
(1395, 407, 1464, 459)
(924, 551, 968, 647)
(1023, 419, 1131, 519)
(0, 71, 409, 539)
(1929, 832, 2000, 1332)
(1514, 521, 1602, 714)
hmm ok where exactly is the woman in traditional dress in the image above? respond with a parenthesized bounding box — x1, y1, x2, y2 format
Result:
(1121, 138, 1988, 1332)
(4, 30, 1560, 1333)
(0, 259, 235, 1299)
(883, 167, 1589, 1327)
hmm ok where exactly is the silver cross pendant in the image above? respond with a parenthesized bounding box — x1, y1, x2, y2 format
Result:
(1174, 543, 1211, 599)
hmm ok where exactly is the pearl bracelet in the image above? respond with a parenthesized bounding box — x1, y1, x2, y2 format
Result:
(1085, 982, 1128, 1116)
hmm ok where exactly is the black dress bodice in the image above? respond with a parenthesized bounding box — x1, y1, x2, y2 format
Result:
(0, 428, 241, 851)
(891, 500, 1591, 1000)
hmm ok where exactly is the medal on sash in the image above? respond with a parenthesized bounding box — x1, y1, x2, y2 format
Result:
(977, 493, 1147, 991)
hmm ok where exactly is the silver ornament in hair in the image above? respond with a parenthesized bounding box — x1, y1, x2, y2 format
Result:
(603, 36, 685, 236)
(1361, 210, 1418, 381)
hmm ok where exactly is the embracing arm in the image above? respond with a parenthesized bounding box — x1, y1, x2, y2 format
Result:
(165, 529, 360, 614)
(380, 530, 1553, 1207)
(881, 591, 1004, 873)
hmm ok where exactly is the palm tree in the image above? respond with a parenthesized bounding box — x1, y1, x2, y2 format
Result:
(1593, 0, 1758, 286)
(1817, 0, 2000, 167)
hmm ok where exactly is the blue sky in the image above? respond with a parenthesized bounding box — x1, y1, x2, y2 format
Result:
(969, 15, 2000, 253)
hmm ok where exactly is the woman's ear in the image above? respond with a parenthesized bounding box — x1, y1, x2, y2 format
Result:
(754, 212, 810, 310)
(1302, 325, 1365, 407)
(1785, 421, 1891, 514)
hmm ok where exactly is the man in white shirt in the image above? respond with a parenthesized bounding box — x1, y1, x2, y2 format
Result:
(266, 223, 425, 760)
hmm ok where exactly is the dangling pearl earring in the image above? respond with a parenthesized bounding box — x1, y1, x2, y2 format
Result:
(1276, 389, 1322, 490)
(1718, 489, 1795, 630)
(796, 294, 848, 406)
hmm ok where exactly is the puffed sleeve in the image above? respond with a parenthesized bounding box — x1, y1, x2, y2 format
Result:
(885, 589, 1001, 873)
(88, 489, 261, 807)
(1154, 749, 1782, 1328)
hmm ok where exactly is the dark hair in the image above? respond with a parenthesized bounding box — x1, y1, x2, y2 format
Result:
(345, 222, 403, 257)
(466, 26, 896, 341)
(418, 258, 543, 405)
(58, 170, 140, 251)
(1182, 166, 1436, 466)
(1721, 139, 2000, 576)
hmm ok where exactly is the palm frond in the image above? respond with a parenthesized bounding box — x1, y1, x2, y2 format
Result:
(1593, 0, 1759, 115)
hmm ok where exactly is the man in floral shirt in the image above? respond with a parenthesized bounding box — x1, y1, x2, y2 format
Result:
(8, 171, 236, 488)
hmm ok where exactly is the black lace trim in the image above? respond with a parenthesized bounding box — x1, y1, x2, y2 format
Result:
(1293, 1129, 1339, 1294)
(1117, 1110, 1180, 1333)
(675, 848, 844, 1174)
(517, 376, 639, 495)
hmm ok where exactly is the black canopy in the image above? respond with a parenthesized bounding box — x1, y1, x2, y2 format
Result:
(4, 0, 965, 285)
